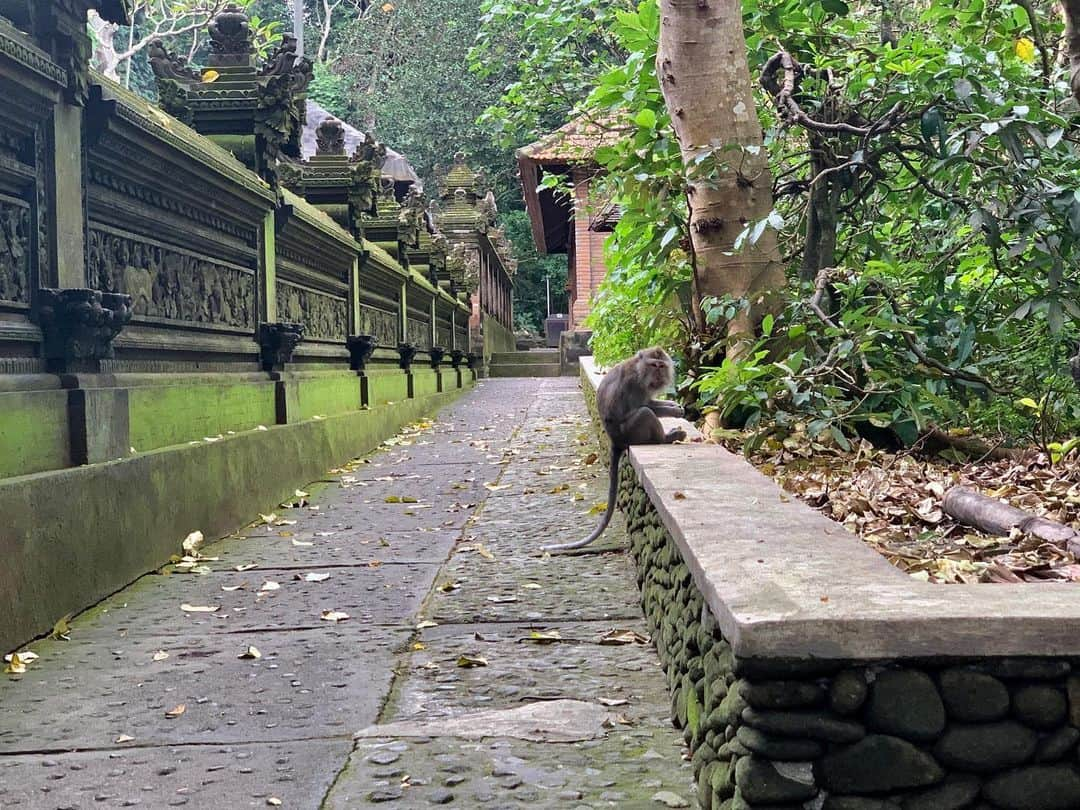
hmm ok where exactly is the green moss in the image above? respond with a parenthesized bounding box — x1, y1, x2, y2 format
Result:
(0, 390, 70, 478)
(294, 373, 362, 420)
(365, 369, 410, 405)
(411, 369, 440, 398)
(129, 381, 278, 452)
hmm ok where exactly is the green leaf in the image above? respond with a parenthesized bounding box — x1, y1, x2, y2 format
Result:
(634, 108, 657, 129)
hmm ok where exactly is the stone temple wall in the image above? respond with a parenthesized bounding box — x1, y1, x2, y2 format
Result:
(618, 471, 1080, 810)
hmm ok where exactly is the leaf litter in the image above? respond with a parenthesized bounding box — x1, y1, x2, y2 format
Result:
(711, 428, 1080, 583)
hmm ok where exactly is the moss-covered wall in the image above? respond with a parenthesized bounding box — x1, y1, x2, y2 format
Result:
(0, 389, 71, 478)
(0, 377, 472, 653)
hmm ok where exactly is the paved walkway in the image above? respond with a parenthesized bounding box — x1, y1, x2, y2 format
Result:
(0, 379, 696, 809)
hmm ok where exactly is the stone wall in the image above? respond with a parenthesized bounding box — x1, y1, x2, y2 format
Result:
(619, 472, 1080, 810)
(579, 358, 1080, 810)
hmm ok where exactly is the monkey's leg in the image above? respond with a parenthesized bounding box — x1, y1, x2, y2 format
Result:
(621, 407, 667, 444)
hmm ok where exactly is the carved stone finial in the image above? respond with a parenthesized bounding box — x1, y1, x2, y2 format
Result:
(346, 334, 377, 371)
(397, 342, 417, 371)
(258, 322, 304, 371)
(316, 118, 347, 156)
(38, 288, 133, 372)
(466, 352, 481, 370)
(450, 349, 465, 369)
(453, 151, 466, 165)
(148, 39, 199, 82)
(208, 4, 255, 66)
(429, 346, 446, 369)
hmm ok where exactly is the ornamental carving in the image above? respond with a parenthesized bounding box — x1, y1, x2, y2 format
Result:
(437, 326, 453, 350)
(0, 200, 30, 304)
(316, 117, 346, 156)
(38, 288, 133, 368)
(360, 305, 398, 347)
(258, 322, 303, 370)
(407, 317, 431, 350)
(87, 229, 255, 329)
(208, 4, 255, 62)
(346, 334, 376, 370)
(276, 282, 348, 341)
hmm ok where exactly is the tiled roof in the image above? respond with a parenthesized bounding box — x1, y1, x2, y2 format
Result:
(516, 114, 625, 164)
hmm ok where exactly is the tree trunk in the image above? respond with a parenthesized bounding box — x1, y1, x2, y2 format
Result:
(656, 0, 786, 351)
(1065, 0, 1080, 101)
(943, 486, 1080, 555)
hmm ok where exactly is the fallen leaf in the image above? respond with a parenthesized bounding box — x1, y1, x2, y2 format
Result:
(456, 654, 488, 668)
(298, 572, 331, 582)
(238, 646, 262, 660)
(202, 69, 220, 82)
(599, 628, 649, 645)
(384, 495, 419, 503)
(416, 620, 438, 629)
(180, 604, 219, 613)
(259, 513, 277, 525)
(4, 653, 29, 674)
(523, 583, 542, 590)
(152, 650, 170, 662)
(673, 492, 687, 500)
(598, 697, 629, 706)
(50, 614, 72, 640)
(583, 452, 598, 465)
(486, 595, 517, 603)
(115, 734, 135, 744)
(221, 584, 245, 592)
(437, 581, 461, 593)
(267, 799, 282, 807)
(292, 538, 314, 547)
(320, 610, 350, 622)
(483, 482, 510, 491)
(259, 580, 281, 592)
(548, 484, 569, 494)
(182, 530, 205, 554)
(165, 704, 186, 719)
(475, 544, 495, 561)
(411, 642, 426, 651)
(522, 629, 562, 644)
(235, 563, 259, 572)
(587, 502, 607, 516)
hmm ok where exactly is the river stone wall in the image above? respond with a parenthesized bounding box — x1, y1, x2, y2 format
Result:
(617, 464, 1080, 810)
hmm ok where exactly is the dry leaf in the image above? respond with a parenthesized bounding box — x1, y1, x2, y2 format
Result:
(259, 513, 277, 525)
(437, 581, 461, 593)
(259, 581, 281, 592)
(182, 531, 205, 555)
(483, 482, 510, 491)
(486, 595, 517, 603)
(456, 654, 488, 668)
(299, 572, 331, 583)
(587, 502, 607, 516)
(267, 799, 282, 807)
(320, 610, 350, 622)
(475, 544, 495, 561)
(152, 650, 169, 662)
(238, 646, 262, 660)
(292, 538, 314, 547)
(235, 563, 259, 572)
(50, 614, 72, 640)
(202, 69, 221, 82)
(416, 620, 438, 629)
(523, 629, 562, 644)
(598, 697, 629, 706)
(165, 704, 186, 719)
(599, 628, 649, 645)
(180, 604, 219, 613)
(673, 492, 687, 500)
(115, 734, 135, 744)
(221, 584, 245, 592)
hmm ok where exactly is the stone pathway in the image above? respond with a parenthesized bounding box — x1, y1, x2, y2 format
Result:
(0, 379, 696, 809)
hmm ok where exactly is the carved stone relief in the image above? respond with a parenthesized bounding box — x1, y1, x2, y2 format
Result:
(437, 326, 453, 350)
(359, 305, 398, 347)
(276, 281, 347, 341)
(407, 317, 431, 350)
(87, 229, 255, 329)
(0, 200, 30, 304)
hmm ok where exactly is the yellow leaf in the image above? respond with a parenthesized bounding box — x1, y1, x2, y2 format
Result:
(115, 734, 135, 744)
(165, 704, 186, 718)
(587, 502, 607, 516)
(152, 650, 170, 662)
(411, 642, 426, 651)
(202, 69, 221, 83)
(456, 654, 487, 668)
(524, 629, 562, 644)
(50, 613, 72, 640)
(381, 2, 395, 11)
(548, 484, 569, 494)
(320, 610, 350, 622)
(475, 543, 495, 561)
(180, 604, 220, 613)
(4, 653, 27, 675)
(1015, 37, 1036, 63)
(238, 646, 262, 660)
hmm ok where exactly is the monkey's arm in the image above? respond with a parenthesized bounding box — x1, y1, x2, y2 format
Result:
(647, 399, 684, 418)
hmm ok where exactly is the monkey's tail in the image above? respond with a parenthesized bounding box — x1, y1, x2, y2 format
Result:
(542, 445, 623, 553)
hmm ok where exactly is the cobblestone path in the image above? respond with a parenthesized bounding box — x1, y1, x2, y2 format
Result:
(0, 379, 696, 809)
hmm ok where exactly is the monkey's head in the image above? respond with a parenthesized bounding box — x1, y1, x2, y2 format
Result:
(635, 346, 675, 393)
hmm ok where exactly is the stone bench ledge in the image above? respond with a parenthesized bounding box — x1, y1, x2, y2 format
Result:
(581, 358, 1080, 660)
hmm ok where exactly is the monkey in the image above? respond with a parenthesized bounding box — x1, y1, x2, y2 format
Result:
(543, 347, 686, 553)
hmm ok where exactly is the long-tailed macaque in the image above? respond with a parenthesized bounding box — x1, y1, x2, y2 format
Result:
(544, 347, 685, 552)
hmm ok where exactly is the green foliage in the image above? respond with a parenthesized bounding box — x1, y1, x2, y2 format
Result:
(308, 61, 350, 113)
(328, 0, 518, 204)
(500, 210, 568, 334)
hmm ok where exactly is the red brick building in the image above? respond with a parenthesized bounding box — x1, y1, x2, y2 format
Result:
(517, 118, 622, 332)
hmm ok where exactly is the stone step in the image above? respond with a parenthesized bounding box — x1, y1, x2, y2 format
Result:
(488, 363, 562, 378)
(490, 351, 559, 365)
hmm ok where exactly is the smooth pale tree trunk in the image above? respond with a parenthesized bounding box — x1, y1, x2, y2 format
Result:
(656, 0, 786, 350)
